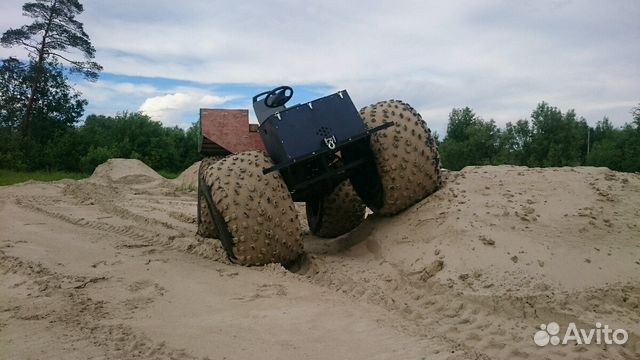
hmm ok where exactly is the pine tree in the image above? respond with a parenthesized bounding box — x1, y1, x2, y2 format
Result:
(1, 0, 101, 135)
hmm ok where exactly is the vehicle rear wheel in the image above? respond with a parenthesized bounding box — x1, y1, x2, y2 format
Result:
(359, 100, 441, 216)
(306, 180, 366, 238)
(200, 151, 304, 266)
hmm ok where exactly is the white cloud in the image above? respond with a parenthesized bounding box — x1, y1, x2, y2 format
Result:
(1, 0, 638, 132)
(139, 92, 232, 128)
(72, 80, 235, 128)
(75, 80, 157, 101)
(72, 80, 162, 116)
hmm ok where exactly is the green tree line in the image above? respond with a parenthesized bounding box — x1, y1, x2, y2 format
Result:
(1, 57, 200, 174)
(1, 58, 638, 176)
(439, 103, 640, 172)
(0, 0, 201, 176)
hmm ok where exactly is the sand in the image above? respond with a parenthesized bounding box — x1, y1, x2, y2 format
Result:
(1, 160, 639, 359)
(89, 158, 165, 185)
(172, 161, 200, 191)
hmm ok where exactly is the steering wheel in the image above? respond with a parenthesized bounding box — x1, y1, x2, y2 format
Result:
(264, 86, 293, 108)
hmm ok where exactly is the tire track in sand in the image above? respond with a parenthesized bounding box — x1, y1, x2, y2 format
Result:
(0, 249, 192, 359)
(14, 196, 229, 262)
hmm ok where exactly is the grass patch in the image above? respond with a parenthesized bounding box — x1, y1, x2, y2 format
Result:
(158, 170, 180, 179)
(0, 169, 89, 186)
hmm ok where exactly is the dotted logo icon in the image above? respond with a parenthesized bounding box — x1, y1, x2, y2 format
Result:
(534, 322, 561, 346)
(316, 126, 333, 137)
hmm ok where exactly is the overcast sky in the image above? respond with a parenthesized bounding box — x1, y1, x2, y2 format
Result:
(1, 0, 638, 135)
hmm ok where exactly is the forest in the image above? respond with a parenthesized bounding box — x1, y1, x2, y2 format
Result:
(1, 58, 639, 179)
(439, 103, 640, 172)
(0, 57, 200, 175)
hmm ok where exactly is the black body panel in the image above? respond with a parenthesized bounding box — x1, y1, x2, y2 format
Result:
(251, 87, 391, 205)
(258, 91, 366, 165)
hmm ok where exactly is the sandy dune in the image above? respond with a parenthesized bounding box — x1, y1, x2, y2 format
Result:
(1, 159, 639, 359)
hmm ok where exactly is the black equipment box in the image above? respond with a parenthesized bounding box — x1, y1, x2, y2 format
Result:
(258, 91, 366, 165)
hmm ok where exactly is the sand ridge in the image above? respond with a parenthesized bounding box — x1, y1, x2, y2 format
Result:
(0, 159, 639, 359)
(88, 158, 166, 186)
(172, 161, 200, 190)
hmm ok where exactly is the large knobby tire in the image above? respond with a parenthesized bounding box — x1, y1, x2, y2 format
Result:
(306, 180, 366, 238)
(201, 151, 304, 266)
(197, 157, 221, 238)
(359, 100, 441, 216)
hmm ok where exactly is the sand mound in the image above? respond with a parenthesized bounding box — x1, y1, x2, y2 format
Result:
(1, 164, 639, 359)
(356, 165, 640, 292)
(303, 165, 640, 358)
(172, 161, 200, 190)
(89, 158, 164, 185)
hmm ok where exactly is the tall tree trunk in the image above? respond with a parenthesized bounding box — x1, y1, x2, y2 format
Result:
(22, 0, 58, 137)
(22, 56, 42, 136)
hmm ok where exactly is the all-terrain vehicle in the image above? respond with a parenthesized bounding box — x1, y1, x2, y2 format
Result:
(197, 86, 441, 266)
